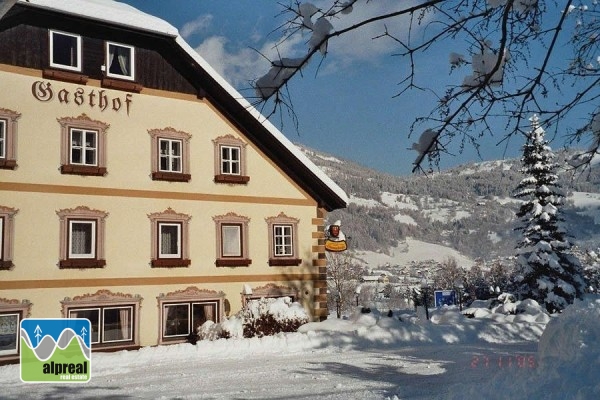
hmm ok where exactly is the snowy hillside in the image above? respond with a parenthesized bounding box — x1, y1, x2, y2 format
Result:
(298, 144, 600, 262)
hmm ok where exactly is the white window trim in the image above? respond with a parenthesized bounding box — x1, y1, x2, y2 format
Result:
(0, 119, 6, 159)
(158, 138, 183, 173)
(49, 30, 82, 72)
(68, 219, 96, 259)
(273, 224, 294, 256)
(220, 145, 241, 175)
(69, 128, 98, 166)
(158, 222, 182, 259)
(105, 41, 135, 81)
(221, 224, 242, 257)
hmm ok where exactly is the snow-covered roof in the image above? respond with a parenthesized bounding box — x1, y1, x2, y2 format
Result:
(15, 0, 348, 208)
(20, 0, 178, 37)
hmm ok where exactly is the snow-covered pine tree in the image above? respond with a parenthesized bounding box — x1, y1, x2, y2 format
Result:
(512, 115, 585, 313)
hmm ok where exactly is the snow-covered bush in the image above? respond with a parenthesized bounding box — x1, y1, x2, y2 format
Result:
(242, 297, 309, 338)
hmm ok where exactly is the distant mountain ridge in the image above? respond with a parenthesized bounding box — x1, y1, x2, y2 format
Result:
(299, 144, 600, 262)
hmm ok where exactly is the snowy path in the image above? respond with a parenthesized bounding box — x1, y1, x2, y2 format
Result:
(0, 342, 537, 399)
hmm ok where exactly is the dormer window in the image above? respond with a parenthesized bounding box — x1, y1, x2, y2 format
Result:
(106, 42, 135, 81)
(49, 30, 82, 72)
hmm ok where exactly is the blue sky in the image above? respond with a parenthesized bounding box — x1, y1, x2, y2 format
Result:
(119, 0, 553, 176)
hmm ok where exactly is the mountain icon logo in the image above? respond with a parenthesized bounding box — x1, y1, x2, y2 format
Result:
(20, 318, 91, 383)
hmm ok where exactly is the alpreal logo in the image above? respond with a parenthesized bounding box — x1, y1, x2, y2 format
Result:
(20, 318, 91, 383)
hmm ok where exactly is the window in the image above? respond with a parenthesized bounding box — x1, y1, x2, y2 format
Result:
(163, 302, 217, 338)
(62, 290, 140, 350)
(148, 208, 191, 267)
(213, 212, 251, 267)
(0, 299, 31, 360)
(266, 213, 301, 266)
(212, 135, 249, 184)
(149, 128, 191, 182)
(159, 139, 182, 173)
(69, 220, 96, 259)
(58, 114, 108, 176)
(69, 306, 133, 344)
(157, 287, 225, 345)
(0, 108, 21, 170)
(0, 206, 17, 270)
(70, 129, 97, 166)
(221, 145, 240, 175)
(159, 222, 181, 258)
(57, 206, 107, 268)
(49, 30, 81, 72)
(106, 42, 135, 80)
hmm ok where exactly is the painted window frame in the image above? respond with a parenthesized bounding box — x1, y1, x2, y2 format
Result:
(105, 41, 135, 81)
(157, 287, 225, 345)
(49, 30, 82, 72)
(58, 114, 108, 176)
(149, 128, 191, 182)
(0, 108, 21, 170)
(213, 212, 251, 267)
(0, 206, 18, 270)
(57, 206, 107, 268)
(61, 290, 141, 351)
(0, 298, 31, 361)
(266, 213, 301, 266)
(148, 208, 191, 267)
(241, 284, 298, 308)
(212, 135, 249, 184)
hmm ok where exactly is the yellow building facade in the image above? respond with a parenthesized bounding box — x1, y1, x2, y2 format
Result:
(0, 0, 347, 363)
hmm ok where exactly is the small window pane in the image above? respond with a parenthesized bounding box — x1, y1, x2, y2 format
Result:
(70, 129, 97, 166)
(158, 139, 182, 173)
(0, 119, 6, 159)
(107, 43, 133, 79)
(192, 302, 217, 330)
(0, 313, 19, 356)
(69, 309, 100, 344)
(103, 307, 132, 342)
(164, 304, 190, 337)
(50, 31, 80, 71)
(159, 223, 180, 258)
(222, 225, 241, 257)
(69, 221, 95, 258)
(221, 146, 241, 175)
(274, 225, 293, 256)
(0, 217, 4, 260)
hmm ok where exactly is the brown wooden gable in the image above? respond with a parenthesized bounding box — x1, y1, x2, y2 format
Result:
(0, 5, 198, 95)
(0, 3, 347, 212)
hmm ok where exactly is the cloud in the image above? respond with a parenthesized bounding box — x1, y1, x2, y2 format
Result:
(191, 1, 424, 86)
(195, 34, 304, 88)
(180, 14, 213, 39)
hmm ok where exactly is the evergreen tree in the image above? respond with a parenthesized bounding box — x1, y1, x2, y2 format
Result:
(512, 115, 585, 313)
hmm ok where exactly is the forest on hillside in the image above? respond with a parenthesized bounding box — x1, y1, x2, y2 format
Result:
(303, 147, 600, 261)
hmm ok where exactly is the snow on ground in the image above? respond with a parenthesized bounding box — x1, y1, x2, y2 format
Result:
(349, 194, 382, 208)
(1, 295, 598, 399)
(570, 191, 600, 224)
(380, 192, 419, 211)
(393, 213, 418, 226)
(355, 238, 474, 268)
